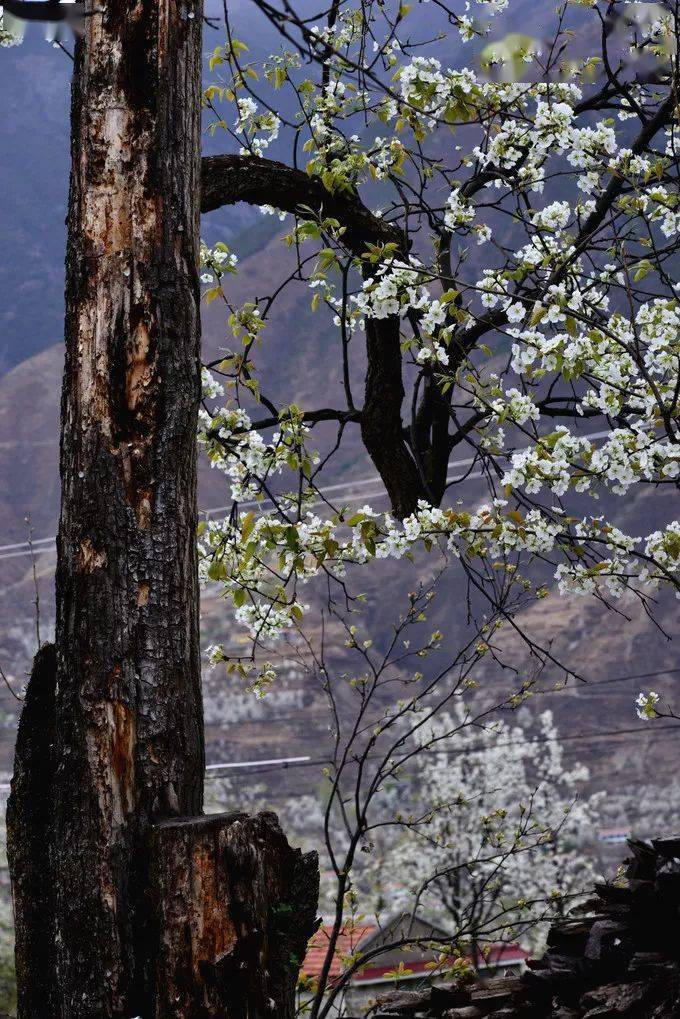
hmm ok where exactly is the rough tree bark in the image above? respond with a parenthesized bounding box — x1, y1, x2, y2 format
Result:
(49, 0, 205, 1012)
(7, 2, 319, 1017)
(149, 813, 319, 1019)
(201, 154, 402, 254)
(361, 307, 426, 519)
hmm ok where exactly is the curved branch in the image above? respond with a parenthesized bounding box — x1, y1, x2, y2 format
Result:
(201, 153, 422, 517)
(201, 153, 402, 257)
(208, 407, 361, 444)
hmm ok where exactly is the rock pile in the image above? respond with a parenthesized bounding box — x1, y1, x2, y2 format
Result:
(369, 836, 680, 1018)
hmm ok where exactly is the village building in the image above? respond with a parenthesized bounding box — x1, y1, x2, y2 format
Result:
(301, 914, 528, 1015)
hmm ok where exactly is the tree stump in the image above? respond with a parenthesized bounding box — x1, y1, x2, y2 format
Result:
(149, 812, 319, 1019)
(8, 649, 319, 1018)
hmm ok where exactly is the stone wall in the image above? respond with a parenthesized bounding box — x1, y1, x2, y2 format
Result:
(369, 837, 680, 1018)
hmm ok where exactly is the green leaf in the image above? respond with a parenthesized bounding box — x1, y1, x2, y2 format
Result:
(529, 305, 546, 327)
(241, 511, 255, 541)
(633, 260, 653, 282)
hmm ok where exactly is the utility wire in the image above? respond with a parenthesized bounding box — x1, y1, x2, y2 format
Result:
(204, 756, 330, 780)
(205, 753, 312, 770)
(0, 720, 672, 792)
(0, 754, 326, 792)
(202, 720, 680, 781)
(0, 426, 621, 561)
(529, 665, 680, 695)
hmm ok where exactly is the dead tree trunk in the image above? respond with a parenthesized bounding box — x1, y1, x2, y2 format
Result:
(49, 0, 206, 1012)
(7, 0, 320, 1016)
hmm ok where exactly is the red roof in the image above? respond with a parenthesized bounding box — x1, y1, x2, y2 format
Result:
(303, 923, 376, 982)
(302, 923, 529, 983)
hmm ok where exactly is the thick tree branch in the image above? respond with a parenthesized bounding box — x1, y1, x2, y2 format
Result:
(201, 153, 402, 257)
(413, 373, 451, 504)
(207, 408, 361, 446)
(361, 301, 426, 518)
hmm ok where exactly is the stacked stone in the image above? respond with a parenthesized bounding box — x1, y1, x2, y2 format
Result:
(369, 837, 680, 1018)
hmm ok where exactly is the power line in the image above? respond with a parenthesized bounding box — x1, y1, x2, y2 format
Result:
(204, 756, 330, 780)
(0, 425, 620, 561)
(203, 721, 680, 780)
(532, 665, 680, 696)
(0, 754, 327, 793)
(0, 721, 674, 794)
(206, 754, 311, 771)
(0, 480, 425, 560)
(449, 722, 680, 756)
(0, 536, 54, 553)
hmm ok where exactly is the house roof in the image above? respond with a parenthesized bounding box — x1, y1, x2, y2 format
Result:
(303, 923, 377, 982)
(302, 922, 529, 984)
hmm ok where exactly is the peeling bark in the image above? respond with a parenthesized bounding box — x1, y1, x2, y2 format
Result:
(8, 10, 321, 1017)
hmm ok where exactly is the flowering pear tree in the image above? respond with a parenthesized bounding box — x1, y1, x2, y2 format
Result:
(366, 704, 601, 956)
(196, 0, 680, 709)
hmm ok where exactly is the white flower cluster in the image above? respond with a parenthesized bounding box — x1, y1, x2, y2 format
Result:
(500, 426, 680, 499)
(199, 8, 680, 690)
(259, 204, 288, 221)
(471, 100, 573, 194)
(199, 361, 680, 636)
(351, 259, 429, 320)
(234, 97, 280, 157)
(201, 367, 224, 400)
(299, 77, 407, 190)
(635, 691, 660, 720)
(0, 15, 21, 46)
(367, 703, 601, 952)
(444, 189, 475, 230)
(351, 259, 458, 364)
(490, 388, 539, 427)
(200, 241, 238, 286)
(645, 185, 680, 238)
(199, 391, 318, 503)
(398, 58, 478, 126)
(531, 200, 571, 233)
(644, 522, 680, 590)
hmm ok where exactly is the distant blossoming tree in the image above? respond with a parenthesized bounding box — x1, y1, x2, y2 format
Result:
(365, 705, 601, 955)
